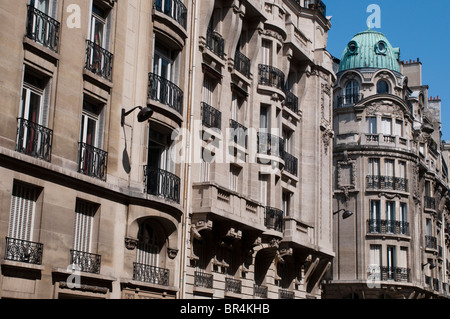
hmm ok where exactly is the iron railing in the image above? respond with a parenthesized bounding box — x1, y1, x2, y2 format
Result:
(424, 196, 436, 210)
(201, 102, 222, 130)
(264, 206, 284, 232)
(253, 284, 268, 298)
(337, 93, 364, 107)
(258, 64, 285, 91)
(279, 288, 295, 299)
(78, 142, 108, 181)
(368, 266, 410, 282)
(148, 72, 183, 115)
(133, 262, 170, 285)
(26, 5, 60, 52)
(16, 118, 53, 162)
(366, 175, 408, 192)
(229, 119, 248, 148)
(70, 249, 101, 274)
(234, 51, 251, 78)
(425, 235, 437, 250)
(194, 271, 213, 289)
(206, 27, 224, 59)
(285, 91, 299, 113)
(257, 132, 285, 158)
(154, 0, 187, 29)
(5, 237, 43, 265)
(283, 151, 298, 176)
(367, 219, 409, 236)
(85, 40, 113, 81)
(225, 277, 242, 294)
(144, 166, 180, 203)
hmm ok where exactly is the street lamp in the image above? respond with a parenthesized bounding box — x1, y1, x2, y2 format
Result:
(333, 208, 353, 219)
(121, 106, 153, 127)
(422, 262, 436, 270)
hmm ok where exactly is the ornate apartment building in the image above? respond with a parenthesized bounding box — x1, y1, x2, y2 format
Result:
(0, 0, 335, 299)
(324, 30, 450, 299)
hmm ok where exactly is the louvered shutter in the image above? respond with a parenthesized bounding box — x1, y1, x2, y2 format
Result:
(8, 183, 36, 241)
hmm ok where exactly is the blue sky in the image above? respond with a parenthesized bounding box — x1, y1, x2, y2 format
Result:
(325, 0, 450, 141)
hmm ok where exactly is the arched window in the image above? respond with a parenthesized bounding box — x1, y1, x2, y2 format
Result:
(345, 80, 359, 105)
(137, 222, 160, 266)
(377, 80, 389, 94)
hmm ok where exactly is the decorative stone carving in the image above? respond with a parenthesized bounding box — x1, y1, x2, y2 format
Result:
(125, 237, 138, 250)
(167, 248, 179, 259)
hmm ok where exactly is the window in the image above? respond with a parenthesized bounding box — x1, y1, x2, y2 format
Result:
(347, 41, 358, 54)
(229, 165, 240, 192)
(260, 105, 269, 130)
(8, 182, 39, 241)
(282, 129, 293, 154)
(394, 119, 403, 137)
(367, 117, 377, 134)
(386, 246, 396, 279)
(90, 3, 110, 49)
(368, 158, 380, 176)
(369, 245, 381, 279)
(20, 69, 50, 127)
(345, 80, 359, 104)
(400, 203, 408, 234)
(261, 40, 272, 66)
(381, 117, 392, 135)
(369, 200, 381, 232)
(73, 199, 97, 253)
(137, 222, 160, 267)
(398, 247, 408, 270)
(30, 0, 57, 18)
(377, 80, 389, 94)
(426, 218, 432, 236)
(80, 98, 105, 149)
(385, 159, 394, 177)
(386, 201, 396, 233)
(259, 174, 268, 206)
(282, 192, 291, 217)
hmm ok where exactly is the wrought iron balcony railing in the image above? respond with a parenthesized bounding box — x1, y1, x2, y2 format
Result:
(194, 271, 213, 289)
(368, 266, 410, 283)
(225, 277, 242, 294)
(144, 166, 181, 203)
(234, 51, 251, 78)
(5, 237, 43, 265)
(253, 284, 268, 298)
(133, 262, 169, 286)
(337, 93, 364, 107)
(279, 288, 295, 299)
(70, 249, 101, 274)
(206, 27, 224, 59)
(285, 91, 299, 114)
(283, 151, 298, 176)
(264, 206, 284, 232)
(258, 64, 285, 91)
(366, 175, 408, 192)
(367, 219, 409, 236)
(201, 102, 222, 130)
(425, 235, 437, 250)
(424, 196, 436, 210)
(16, 118, 53, 162)
(148, 72, 183, 115)
(229, 119, 248, 149)
(257, 132, 285, 158)
(154, 0, 187, 29)
(78, 142, 108, 181)
(26, 5, 60, 52)
(85, 40, 113, 81)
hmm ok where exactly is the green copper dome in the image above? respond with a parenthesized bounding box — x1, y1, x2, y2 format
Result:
(338, 30, 400, 73)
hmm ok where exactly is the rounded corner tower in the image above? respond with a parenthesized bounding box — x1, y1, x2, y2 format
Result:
(337, 29, 401, 74)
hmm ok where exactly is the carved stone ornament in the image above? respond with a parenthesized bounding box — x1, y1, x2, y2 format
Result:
(125, 237, 138, 250)
(167, 248, 179, 259)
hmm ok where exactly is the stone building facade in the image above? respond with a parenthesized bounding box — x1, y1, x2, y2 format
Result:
(324, 30, 450, 299)
(0, 0, 335, 299)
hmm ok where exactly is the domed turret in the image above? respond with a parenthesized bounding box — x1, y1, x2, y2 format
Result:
(338, 30, 400, 73)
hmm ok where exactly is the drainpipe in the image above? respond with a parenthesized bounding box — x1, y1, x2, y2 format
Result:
(179, 0, 199, 299)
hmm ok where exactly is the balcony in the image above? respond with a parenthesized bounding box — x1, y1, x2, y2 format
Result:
(229, 119, 247, 149)
(253, 284, 268, 298)
(78, 142, 108, 181)
(16, 118, 53, 162)
(424, 196, 436, 210)
(366, 175, 408, 192)
(257, 132, 285, 159)
(282, 151, 298, 176)
(70, 249, 101, 274)
(368, 266, 410, 283)
(85, 40, 113, 81)
(367, 219, 409, 236)
(26, 5, 60, 53)
(5, 237, 43, 265)
(225, 277, 242, 294)
(133, 262, 169, 286)
(285, 91, 299, 114)
(425, 235, 437, 250)
(234, 51, 251, 79)
(206, 27, 224, 59)
(258, 64, 285, 91)
(201, 102, 221, 130)
(336, 93, 364, 108)
(148, 72, 183, 115)
(144, 166, 181, 203)
(279, 288, 295, 299)
(194, 271, 213, 289)
(264, 206, 284, 232)
(154, 0, 187, 29)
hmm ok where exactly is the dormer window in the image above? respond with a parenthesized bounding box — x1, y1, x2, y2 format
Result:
(347, 41, 358, 55)
(377, 80, 389, 94)
(375, 40, 387, 55)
